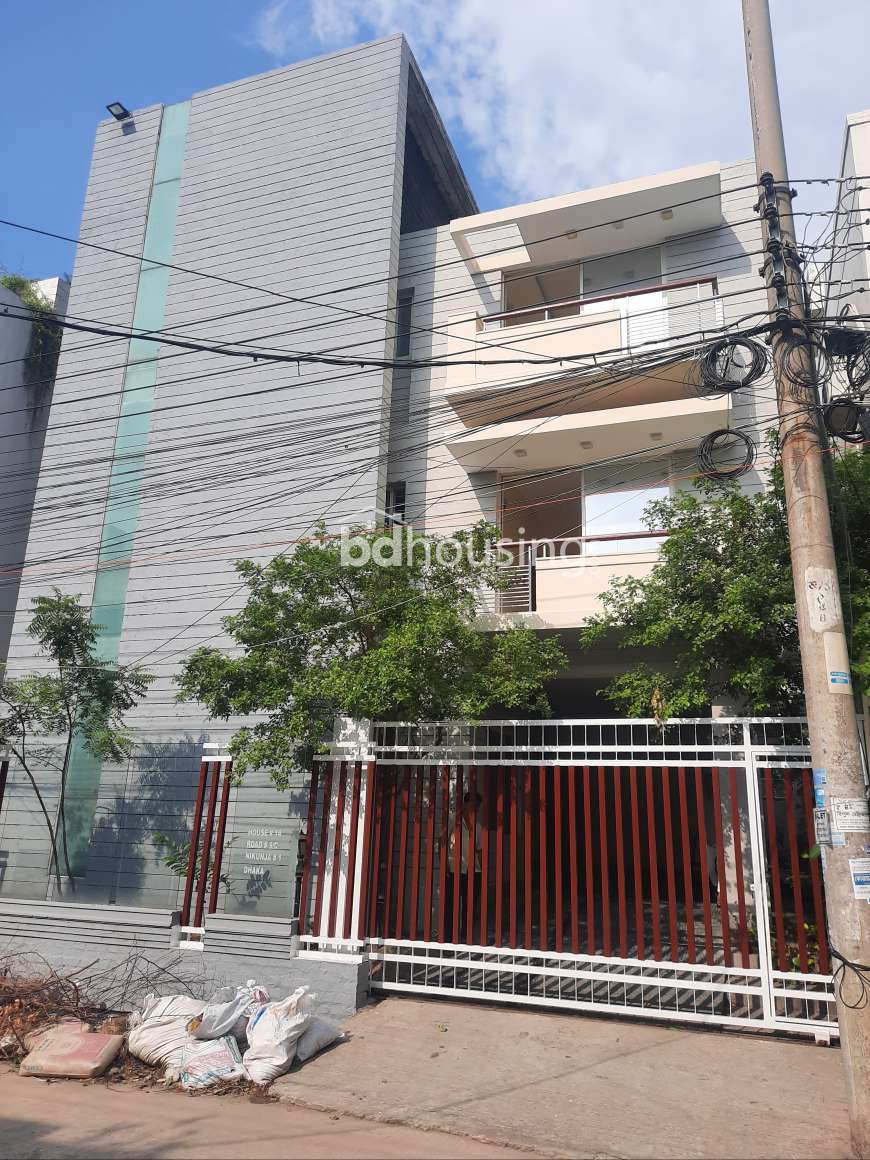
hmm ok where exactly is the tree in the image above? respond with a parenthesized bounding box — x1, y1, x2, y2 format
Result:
(0, 591, 153, 893)
(177, 523, 567, 788)
(580, 453, 870, 718)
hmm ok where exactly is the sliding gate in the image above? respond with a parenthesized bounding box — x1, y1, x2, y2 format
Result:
(298, 719, 838, 1036)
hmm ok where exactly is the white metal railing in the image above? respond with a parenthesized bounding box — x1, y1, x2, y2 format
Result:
(477, 532, 665, 615)
(367, 717, 813, 766)
(480, 277, 724, 352)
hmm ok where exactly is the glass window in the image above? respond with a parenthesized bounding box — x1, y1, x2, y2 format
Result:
(502, 263, 581, 323)
(583, 457, 670, 554)
(395, 289, 414, 357)
(385, 481, 407, 525)
(581, 246, 662, 300)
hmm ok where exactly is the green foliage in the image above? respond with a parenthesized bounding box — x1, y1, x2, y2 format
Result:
(581, 454, 870, 718)
(152, 830, 235, 890)
(0, 590, 153, 889)
(177, 523, 567, 787)
(581, 475, 802, 717)
(0, 272, 62, 387)
(834, 449, 870, 698)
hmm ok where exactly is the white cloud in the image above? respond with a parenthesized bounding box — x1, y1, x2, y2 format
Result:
(250, 0, 870, 214)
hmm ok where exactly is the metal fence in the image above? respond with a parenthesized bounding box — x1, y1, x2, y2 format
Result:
(298, 719, 839, 1037)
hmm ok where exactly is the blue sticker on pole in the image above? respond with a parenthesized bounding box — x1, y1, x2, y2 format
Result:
(815, 786, 826, 809)
(813, 768, 827, 787)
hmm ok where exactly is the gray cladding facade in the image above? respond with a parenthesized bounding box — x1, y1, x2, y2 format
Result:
(0, 36, 474, 916)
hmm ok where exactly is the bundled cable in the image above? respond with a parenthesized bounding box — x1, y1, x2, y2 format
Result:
(831, 946, 870, 1011)
(773, 331, 832, 398)
(845, 337, 870, 393)
(691, 337, 769, 398)
(697, 428, 757, 480)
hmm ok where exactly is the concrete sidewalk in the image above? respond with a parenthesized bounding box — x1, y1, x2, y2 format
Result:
(274, 997, 851, 1159)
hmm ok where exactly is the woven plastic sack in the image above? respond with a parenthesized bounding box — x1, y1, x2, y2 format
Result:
(127, 994, 204, 1076)
(296, 1014, 344, 1063)
(193, 980, 269, 1040)
(242, 987, 311, 1084)
(180, 1035, 247, 1089)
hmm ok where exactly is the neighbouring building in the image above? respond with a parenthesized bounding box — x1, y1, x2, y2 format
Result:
(0, 275, 70, 662)
(2, 37, 823, 1033)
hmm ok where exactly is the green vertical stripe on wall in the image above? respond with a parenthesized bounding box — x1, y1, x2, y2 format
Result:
(61, 101, 190, 881)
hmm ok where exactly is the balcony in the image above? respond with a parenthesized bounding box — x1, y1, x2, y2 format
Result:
(477, 534, 663, 629)
(445, 277, 724, 433)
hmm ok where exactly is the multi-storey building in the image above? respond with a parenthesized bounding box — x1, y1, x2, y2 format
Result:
(0, 37, 779, 1008)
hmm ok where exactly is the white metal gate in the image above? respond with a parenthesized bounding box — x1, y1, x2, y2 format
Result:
(298, 719, 840, 1038)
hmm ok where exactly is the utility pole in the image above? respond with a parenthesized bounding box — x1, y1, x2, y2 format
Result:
(742, 2, 870, 1154)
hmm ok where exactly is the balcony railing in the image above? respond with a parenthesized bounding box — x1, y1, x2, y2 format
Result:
(479, 276, 722, 352)
(477, 532, 665, 615)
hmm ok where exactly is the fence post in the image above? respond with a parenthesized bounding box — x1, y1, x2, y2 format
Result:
(742, 721, 776, 1025)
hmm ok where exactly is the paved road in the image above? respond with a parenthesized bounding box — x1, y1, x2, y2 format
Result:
(1, 1069, 524, 1160)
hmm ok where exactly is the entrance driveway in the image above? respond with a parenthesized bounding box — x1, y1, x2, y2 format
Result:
(274, 996, 851, 1159)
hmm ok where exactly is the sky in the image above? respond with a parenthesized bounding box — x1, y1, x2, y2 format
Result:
(2, 0, 869, 280)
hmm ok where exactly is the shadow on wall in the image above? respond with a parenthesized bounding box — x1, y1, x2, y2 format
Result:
(72, 734, 211, 909)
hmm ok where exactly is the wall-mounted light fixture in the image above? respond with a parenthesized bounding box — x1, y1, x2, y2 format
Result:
(106, 102, 131, 121)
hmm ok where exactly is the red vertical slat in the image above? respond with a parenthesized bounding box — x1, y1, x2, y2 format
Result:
(382, 769, 397, 938)
(453, 766, 464, 943)
(479, 768, 490, 945)
(409, 767, 423, 941)
(509, 769, 519, 948)
(629, 766, 644, 960)
(614, 767, 627, 958)
(553, 766, 564, 953)
(193, 761, 222, 927)
(327, 762, 347, 939)
(437, 767, 450, 942)
(598, 766, 611, 956)
(394, 767, 411, 939)
(311, 763, 334, 938)
(538, 766, 548, 951)
(343, 762, 363, 941)
(645, 766, 662, 961)
(583, 766, 596, 954)
(181, 760, 210, 926)
(494, 768, 505, 946)
(367, 767, 384, 936)
(763, 769, 788, 972)
(727, 767, 750, 967)
(523, 766, 533, 949)
(422, 767, 436, 942)
(694, 767, 714, 963)
(298, 765, 320, 936)
(465, 767, 478, 945)
(710, 767, 733, 967)
(676, 767, 696, 963)
(801, 769, 830, 974)
(207, 764, 233, 916)
(661, 767, 679, 960)
(355, 762, 377, 941)
(783, 771, 808, 972)
(568, 766, 580, 954)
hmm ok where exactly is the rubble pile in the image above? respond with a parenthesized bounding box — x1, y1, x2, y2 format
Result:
(0, 954, 343, 1090)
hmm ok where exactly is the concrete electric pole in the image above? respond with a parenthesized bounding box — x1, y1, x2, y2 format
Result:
(741, 1, 870, 1153)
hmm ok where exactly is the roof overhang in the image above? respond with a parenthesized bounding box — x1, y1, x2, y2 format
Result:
(450, 162, 723, 274)
(446, 394, 729, 472)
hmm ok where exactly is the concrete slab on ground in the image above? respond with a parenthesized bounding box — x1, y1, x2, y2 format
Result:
(0, 1068, 522, 1159)
(274, 996, 851, 1159)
